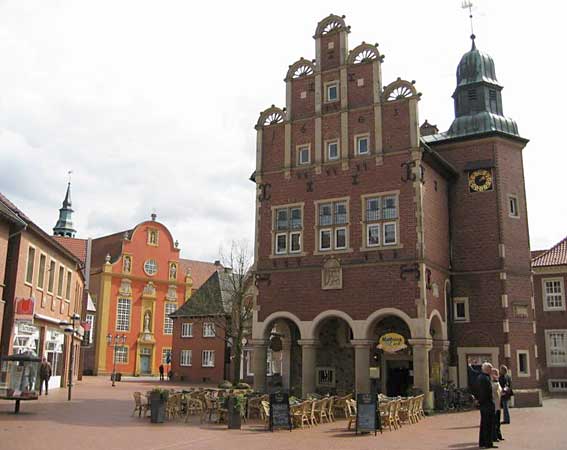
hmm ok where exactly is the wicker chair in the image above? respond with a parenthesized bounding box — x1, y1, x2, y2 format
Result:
(185, 398, 204, 422)
(165, 394, 183, 420)
(327, 396, 336, 422)
(261, 400, 270, 429)
(397, 398, 411, 425)
(346, 399, 357, 431)
(379, 401, 390, 430)
(132, 392, 150, 418)
(334, 393, 353, 418)
(417, 395, 425, 420)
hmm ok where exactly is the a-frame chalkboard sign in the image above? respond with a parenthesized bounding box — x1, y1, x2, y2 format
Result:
(355, 393, 381, 435)
(269, 392, 292, 432)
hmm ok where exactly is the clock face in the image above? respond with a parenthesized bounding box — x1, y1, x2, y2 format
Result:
(468, 169, 493, 192)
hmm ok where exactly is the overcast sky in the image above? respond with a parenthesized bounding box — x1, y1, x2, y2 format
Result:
(0, 0, 565, 261)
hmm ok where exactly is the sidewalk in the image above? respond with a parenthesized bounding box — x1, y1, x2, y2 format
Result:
(0, 376, 565, 450)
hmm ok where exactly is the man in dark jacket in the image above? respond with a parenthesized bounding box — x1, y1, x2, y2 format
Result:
(39, 357, 52, 395)
(473, 362, 497, 449)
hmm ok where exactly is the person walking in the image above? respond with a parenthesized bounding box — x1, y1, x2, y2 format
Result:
(499, 365, 512, 424)
(474, 362, 497, 449)
(159, 364, 164, 381)
(39, 357, 52, 396)
(491, 368, 504, 442)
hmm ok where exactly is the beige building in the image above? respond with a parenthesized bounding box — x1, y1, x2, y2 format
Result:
(0, 193, 84, 391)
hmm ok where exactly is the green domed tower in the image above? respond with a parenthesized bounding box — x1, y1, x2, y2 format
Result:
(448, 35, 519, 138)
(53, 182, 76, 238)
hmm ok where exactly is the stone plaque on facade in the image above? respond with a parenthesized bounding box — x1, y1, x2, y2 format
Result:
(322, 258, 342, 290)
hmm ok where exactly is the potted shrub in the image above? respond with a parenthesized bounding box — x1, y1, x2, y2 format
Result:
(218, 380, 233, 389)
(227, 395, 245, 429)
(149, 388, 169, 423)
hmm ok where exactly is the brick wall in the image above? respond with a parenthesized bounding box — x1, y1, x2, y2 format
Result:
(171, 317, 227, 383)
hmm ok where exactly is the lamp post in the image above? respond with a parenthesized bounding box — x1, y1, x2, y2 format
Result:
(61, 313, 81, 401)
(106, 334, 127, 387)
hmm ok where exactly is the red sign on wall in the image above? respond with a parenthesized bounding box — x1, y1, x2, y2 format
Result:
(14, 297, 35, 321)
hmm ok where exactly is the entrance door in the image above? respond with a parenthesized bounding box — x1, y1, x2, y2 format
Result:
(386, 360, 412, 397)
(140, 355, 151, 374)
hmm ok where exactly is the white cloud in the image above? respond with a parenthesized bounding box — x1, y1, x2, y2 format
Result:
(0, 0, 565, 260)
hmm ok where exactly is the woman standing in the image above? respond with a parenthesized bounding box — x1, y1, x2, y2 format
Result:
(491, 368, 504, 442)
(499, 365, 512, 424)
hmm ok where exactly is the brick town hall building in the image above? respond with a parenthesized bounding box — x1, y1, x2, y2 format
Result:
(249, 15, 541, 408)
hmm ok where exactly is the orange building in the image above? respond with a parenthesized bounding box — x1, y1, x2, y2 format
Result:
(88, 214, 216, 376)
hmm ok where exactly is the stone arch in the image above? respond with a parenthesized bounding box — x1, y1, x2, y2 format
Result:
(382, 78, 419, 102)
(285, 58, 316, 81)
(347, 42, 381, 65)
(257, 311, 304, 340)
(363, 307, 416, 340)
(428, 309, 447, 341)
(308, 309, 358, 340)
(255, 105, 286, 129)
(314, 14, 348, 38)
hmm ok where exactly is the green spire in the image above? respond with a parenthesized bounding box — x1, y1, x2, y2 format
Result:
(53, 182, 76, 238)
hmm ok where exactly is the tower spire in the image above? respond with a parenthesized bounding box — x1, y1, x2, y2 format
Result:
(53, 173, 77, 238)
(462, 1, 476, 49)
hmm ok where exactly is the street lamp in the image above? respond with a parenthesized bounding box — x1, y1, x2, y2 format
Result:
(106, 334, 127, 387)
(61, 313, 81, 401)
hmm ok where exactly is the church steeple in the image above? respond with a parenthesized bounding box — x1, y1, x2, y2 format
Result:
(53, 181, 76, 238)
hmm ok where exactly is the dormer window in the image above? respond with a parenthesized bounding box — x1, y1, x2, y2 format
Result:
(326, 82, 339, 102)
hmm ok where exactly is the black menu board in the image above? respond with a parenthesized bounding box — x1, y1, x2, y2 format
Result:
(269, 392, 292, 432)
(356, 393, 379, 435)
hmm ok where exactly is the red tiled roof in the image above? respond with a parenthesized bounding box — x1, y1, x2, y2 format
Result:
(53, 236, 88, 263)
(532, 236, 567, 267)
(531, 250, 546, 260)
(179, 258, 219, 290)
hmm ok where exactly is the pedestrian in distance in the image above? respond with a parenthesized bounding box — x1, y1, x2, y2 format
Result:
(499, 365, 513, 424)
(491, 368, 504, 442)
(159, 364, 164, 381)
(39, 357, 52, 396)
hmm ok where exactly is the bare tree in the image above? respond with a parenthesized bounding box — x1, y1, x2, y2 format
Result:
(174, 240, 253, 383)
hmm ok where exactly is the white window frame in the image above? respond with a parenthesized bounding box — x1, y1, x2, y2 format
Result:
(114, 345, 128, 364)
(516, 350, 530, 377)
(161, 348, 172, 364)
(325, 81, 339, 103)
(65, 270, 72, 301)
(181, 322, 193, 338)
(47, 259, 56, 294)
(335, 227, 347, 250)
(202, 350, 215, 367)
(453, 297, 470, 322)
(57, 265, 65, 298)
(163, 302, 176, 335)
(290, 232, 302, 254)
(25, 245, 36, 285)
(508, 194, 519, 218)
(383, 221, 398, 246)
(116, 298, 131, 331)
(272, 204, 304, 257)
(548, 379, 567, 392)
(545, 329, 567, 367)
(85, 313, 95, 345)
(367, 224, 381, 247)
(542, 278, 565, 311)
(180, 349, 192, 367)
(355, 134, 370, 155)
(326, 140, 339, 161)
(319, 229, 332, 252)
(275, 233, 288, 255)
(36, 253, 46, 290)
(203, 322, 215, 338)
(297, 144, 311, 165)
(144, 259, 158, 276)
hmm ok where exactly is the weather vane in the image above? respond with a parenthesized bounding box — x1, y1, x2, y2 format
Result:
(462, 1, 476, 45)
(67, 170, 73, 183)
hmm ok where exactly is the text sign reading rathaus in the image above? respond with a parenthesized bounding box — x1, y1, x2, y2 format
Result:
(377, 333, 407, 353)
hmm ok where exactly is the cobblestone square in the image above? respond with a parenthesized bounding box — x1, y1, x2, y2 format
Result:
(0, 378, 565, 450)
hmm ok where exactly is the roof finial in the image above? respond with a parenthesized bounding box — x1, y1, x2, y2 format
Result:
(67, 170, 73, 184)
(462, 1, 476, 49)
